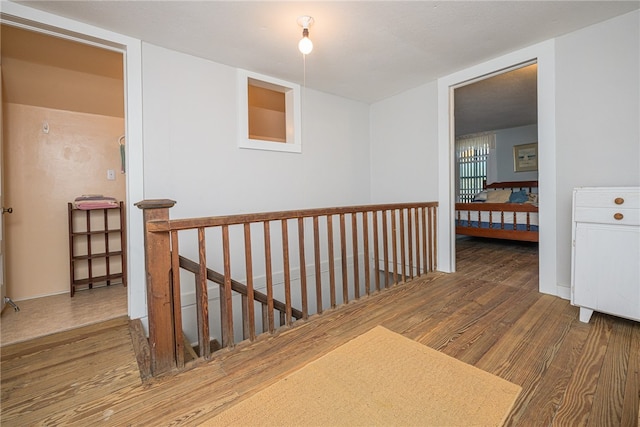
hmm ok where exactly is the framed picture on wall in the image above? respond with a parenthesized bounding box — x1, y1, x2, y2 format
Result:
(513, 142, 538, 172)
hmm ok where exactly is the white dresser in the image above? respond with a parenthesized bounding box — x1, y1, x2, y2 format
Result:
(571, 187, 640, 323)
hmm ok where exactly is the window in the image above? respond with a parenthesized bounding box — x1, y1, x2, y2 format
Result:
(237, 69, 302, 153)
(456, 133, 494, 203)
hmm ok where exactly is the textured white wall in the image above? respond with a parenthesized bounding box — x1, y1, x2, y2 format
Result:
(142, 43, 371, 216)
(141, 43, 371, 335)
(369, 82, 439, 203)
(555, 10, 640, 288)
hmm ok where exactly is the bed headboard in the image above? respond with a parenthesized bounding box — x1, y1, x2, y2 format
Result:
(484, 180, 538, 192)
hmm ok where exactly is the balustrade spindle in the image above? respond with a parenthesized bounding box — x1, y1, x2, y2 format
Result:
(170, 229, 184, 368)
(298, 218, 308, 319)
(372, 211, 380, 292)
(391, 210, 398, 285)
(281, 219, 292, 326)
(221, 226, 233, 349)
(339, 214, 348, 304)
(197, 227, 211, 357)
(422, 207, 428, 274)
(363, 212, 370, 296)
(432, 207, 438, 271)
(400, 209, 406, 282)
(414, 208, 420, 276)
(327, 216, 336, 308)
(263, 222, 275, 333)
(243, 223, 256, 341)
(382, 210, 390, 288)
(351, 213, 360, 300)
(313, 216, 322, 315)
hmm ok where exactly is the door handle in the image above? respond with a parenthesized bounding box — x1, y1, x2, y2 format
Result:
(2, 207, 13, 214)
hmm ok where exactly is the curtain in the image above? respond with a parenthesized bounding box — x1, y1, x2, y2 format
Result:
(455, 133, 495, 203)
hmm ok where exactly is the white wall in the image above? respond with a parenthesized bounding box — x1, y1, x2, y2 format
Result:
(142, 44, 371, 216)
(141, 43, 371, 333)
(555, 10, 640, 288)
(369, 81, 439, 203)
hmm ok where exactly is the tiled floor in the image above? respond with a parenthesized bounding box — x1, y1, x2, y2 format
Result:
(0, 284, 127, 346)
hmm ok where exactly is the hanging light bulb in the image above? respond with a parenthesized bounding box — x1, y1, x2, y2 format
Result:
(297, 16, 314, 55)
(298, 28, 313, 55)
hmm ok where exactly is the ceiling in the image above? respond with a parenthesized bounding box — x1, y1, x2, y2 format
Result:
(1, 24, 125, 117)
(0, 24, 122, 79)
(454, 64, 538, 136)
(4, 1, 638, 133)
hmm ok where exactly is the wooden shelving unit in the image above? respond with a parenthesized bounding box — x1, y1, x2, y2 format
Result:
(68, 202, 127, 297)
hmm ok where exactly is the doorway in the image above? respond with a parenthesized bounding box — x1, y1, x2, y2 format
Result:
(437, 40, 558, 297)
(0, 24, 128, 344)
(452, 64, 539, 267)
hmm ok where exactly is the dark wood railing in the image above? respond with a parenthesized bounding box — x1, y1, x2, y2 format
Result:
(178, 255, 304, 348)
(136, 200, 438, 376)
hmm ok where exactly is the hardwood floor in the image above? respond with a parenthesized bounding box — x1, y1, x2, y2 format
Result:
(1, 237, 638, 426)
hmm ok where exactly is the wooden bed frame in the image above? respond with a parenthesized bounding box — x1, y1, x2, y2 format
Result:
(455, 180, 539, 242)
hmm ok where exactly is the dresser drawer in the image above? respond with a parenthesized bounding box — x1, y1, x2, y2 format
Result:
(574, 188, 640, 209)
(574, 207, 640, 226)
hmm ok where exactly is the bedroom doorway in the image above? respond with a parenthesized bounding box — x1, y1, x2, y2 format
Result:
(453, 63, 538, 203)
(0, 23, 128, 345)
(438, 40, 557, 297)
(451, 62, 539, 271)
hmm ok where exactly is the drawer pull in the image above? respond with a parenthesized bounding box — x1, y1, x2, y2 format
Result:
(614, 213, 624, 220)
(614, 197, 624, 205)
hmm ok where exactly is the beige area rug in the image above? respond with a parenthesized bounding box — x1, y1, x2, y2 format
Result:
(207, 325, 521, 426)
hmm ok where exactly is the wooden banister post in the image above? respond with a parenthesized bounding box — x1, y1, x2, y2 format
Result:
(135, 199, 177, 376)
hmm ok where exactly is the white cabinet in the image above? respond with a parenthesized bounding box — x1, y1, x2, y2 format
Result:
(571, 187, 640, 323)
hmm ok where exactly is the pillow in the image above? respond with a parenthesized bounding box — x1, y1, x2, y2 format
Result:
(485, 189, 512, 203)
(508, 189, 529, 203)
(472, 190, 488, 202)
(527, 192, 539, 204)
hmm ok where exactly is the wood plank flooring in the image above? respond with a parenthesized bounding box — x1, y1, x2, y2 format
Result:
(2, 237, 639, 425)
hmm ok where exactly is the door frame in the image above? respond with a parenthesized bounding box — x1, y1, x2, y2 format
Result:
(1, 64, 5, 313)
(437, 39, 564, 299)
(1, 2, 147, 318)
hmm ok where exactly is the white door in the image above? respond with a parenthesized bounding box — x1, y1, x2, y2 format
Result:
(0, 65, 16, 313)
(1, 65, 6, 312)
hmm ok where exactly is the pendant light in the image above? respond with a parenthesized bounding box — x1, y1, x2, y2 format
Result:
(297, 16, 314, 55)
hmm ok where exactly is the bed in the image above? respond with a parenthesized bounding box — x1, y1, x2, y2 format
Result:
(455, 180, 539, 242)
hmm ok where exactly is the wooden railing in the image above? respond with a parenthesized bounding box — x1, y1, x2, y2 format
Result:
(178, 255, 304, 346)
(136, 200, 438, 376)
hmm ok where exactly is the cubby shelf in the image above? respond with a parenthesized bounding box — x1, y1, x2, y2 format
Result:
(67, 202, 127, 297)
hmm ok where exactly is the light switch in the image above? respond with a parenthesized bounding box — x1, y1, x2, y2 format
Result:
(107, 169, 116, 181)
